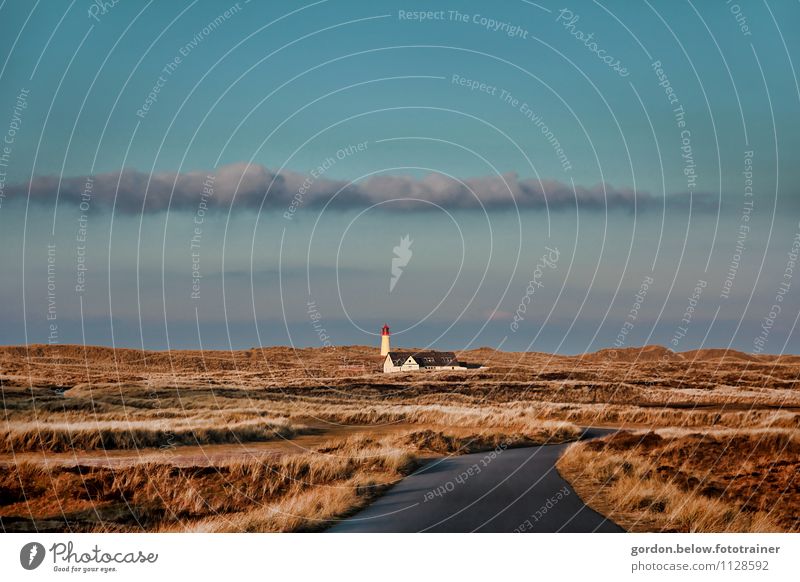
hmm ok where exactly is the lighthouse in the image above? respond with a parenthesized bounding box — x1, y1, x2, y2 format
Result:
(380, 324, 391, 355)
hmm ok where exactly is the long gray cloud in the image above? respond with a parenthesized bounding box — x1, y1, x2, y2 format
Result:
(8, 162, 714, 214)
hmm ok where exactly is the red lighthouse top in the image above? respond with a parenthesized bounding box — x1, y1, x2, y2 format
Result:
(381, 324, 390, 336)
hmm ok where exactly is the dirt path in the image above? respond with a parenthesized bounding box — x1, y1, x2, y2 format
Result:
(0, 422, 414, 467)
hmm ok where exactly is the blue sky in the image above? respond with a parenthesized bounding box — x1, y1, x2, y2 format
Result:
(1, 0, 799, 354)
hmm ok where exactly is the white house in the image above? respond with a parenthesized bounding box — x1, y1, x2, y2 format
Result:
(383, 351, 466, 373)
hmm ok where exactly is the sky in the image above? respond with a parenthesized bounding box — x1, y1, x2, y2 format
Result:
(1, 0, 799, 354)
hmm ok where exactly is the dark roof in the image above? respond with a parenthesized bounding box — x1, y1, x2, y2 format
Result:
(386, 351, 459, 367)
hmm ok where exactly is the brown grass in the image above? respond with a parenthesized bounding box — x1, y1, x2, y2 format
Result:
(4, 344, 800, 410)
(2, 342, 799, 532)
(0, 419, 304, 453)
(164, 436, 415, 532)
(1, 436, 413, 532)
(557, 429, 799, 532)
(0, 425, 579, 532)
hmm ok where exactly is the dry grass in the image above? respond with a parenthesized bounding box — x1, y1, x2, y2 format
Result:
(4, 343, 800, 411)
(1, 426, 580, 532)
(162, 436, 415, 532)
(0, 418, 304, 453)
(2, 342, 799, 532)
(286, 399, 800, 431)
(4, 341, 799, 437)
(1, 436, 413, 532)
(513, 401, 800, 430)
(557, 429, 799, 532)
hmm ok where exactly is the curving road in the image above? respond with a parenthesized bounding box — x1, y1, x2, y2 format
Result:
(328, 428, 623, 533)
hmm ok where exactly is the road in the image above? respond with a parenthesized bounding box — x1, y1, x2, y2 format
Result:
(328, 427, 623, 532)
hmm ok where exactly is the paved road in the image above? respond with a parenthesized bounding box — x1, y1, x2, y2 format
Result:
(328, 428, 623, 532)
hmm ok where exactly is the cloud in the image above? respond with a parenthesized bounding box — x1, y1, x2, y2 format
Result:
(8, 162, 714, 214)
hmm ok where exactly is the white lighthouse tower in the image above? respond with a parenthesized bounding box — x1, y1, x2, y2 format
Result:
(380, 324, 391, 356)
